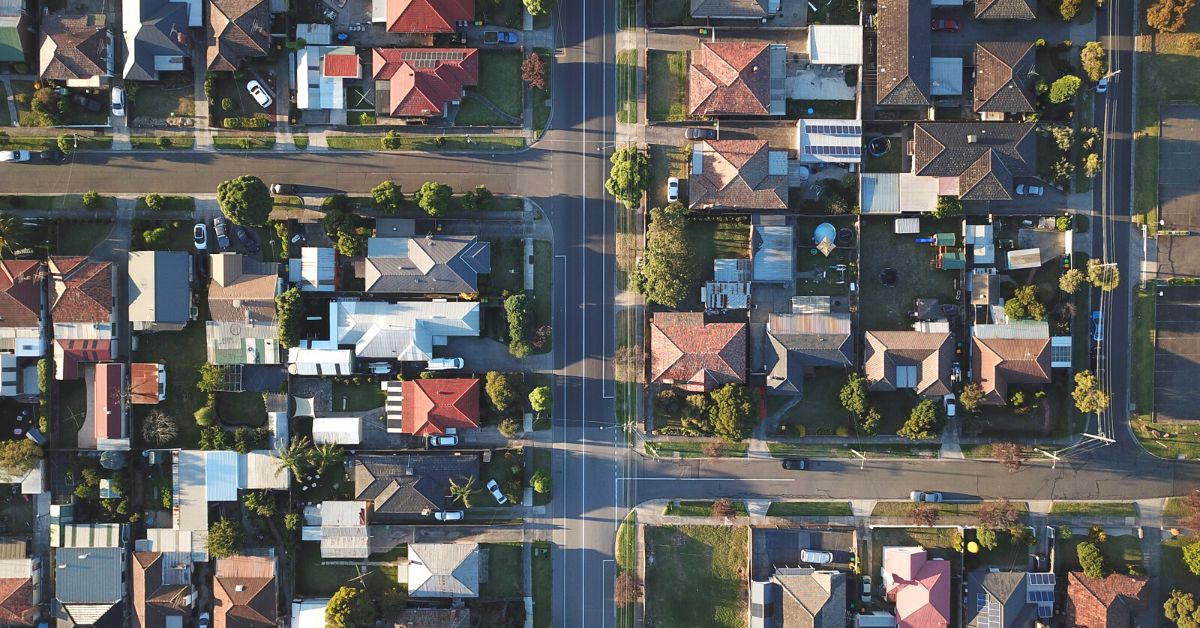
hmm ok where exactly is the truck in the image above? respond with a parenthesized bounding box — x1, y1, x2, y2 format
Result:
(483, 30, 517, 44)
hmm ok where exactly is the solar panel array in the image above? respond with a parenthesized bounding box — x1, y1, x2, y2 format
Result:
(1028, 589, 1054, 603)
(1027, 573, 1056, 587)
(399, 49, 468, 68)
(804, 145, 862, 157)
(805, 123, 861, 136)
(975, 593, 1001, 628)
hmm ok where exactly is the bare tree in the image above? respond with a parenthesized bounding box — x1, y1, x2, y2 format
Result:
(712, 498, 735, 517)
(909, 504, 940, 527)
(992, 442, 1025, 472)
(703, 441, 724, 458)
(615, 572, 642, 605)
(978, 498, 1021, 529)
(142, 409, 178, 446)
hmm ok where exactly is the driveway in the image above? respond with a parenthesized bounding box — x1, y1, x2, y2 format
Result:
(441, 336, 553, 373)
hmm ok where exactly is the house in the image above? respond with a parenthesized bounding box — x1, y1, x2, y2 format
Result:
(375, 0, 471, 33)
(650, 312, 746, 392)
(689, 140, 789, 210)
(300, 501, 371, 559)
(689, 41, 785, 116)
(49, 257, 114, 380)
(691, 0, 778, 19)
(175, 450, 288, 546)
(859, 173, 941, 214)
(297, 47, 359, 110)
(765, 300, 854, 396)
(965, 571, 1056, 627)
(0, 261, 44, 364)
(750, 567, 846, 628)
(206, 253, 281, 365)
(1064, 571, 1147, 628)
(205, 0, 268, 71)
(365, 235, 491, 295)
(0, 550, 38, 626)
(91, 362, 130, 450)
(807, 26, 863, 65)
(975, 0, 1036, 19)
(0, 0, 33, 64)
(39, 14, 111, 87)
(797, 120, 862, 164)
(972, 323, 1053, 405)
(312, 416, 362, 445)
(395, 378, 481, 436)
(881, 547, 951, 628)
(212, 554, 277, 628)
(392, 608, 471, 628)
(863, 330, 954, 397)
(751, 221, 794, 283)
(354, 453, 480, 519)
(130, 363, 166, 405)
(875, 0, 929, 106)
(406, 543, 480, 598)
(295, 300, 480, 363)
(973, 42, 1036, 117)
(372, 48, 479, 119)
(911, 123, 1037, 201)
(132, 551, 193, 628)
(121, 0, 190, 80)
(52, 547, 126, 628)
(128, 251, 192, 332)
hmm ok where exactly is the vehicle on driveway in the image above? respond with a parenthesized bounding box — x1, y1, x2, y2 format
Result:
(111, 86, 126, 117)
(484, 30, 518, 44)
(38, 149, 67, 163)
(909, 491, 944, 503)
(931, 17, 960, 31)
(246, 80, 273, 109)
(944, 393, 957, 418)
(434, 510, 464, 521)
(800, 549, 834, 564)
(427, 357, 464, 370)
(1015, 183, 1044, 196)
(212, 216, 231, 250)
(486, 479, 508, 505)
(781, 458, 808, 470)
(861, 576, 872, 603)
(1091, 311, 1103, 342)
(667, 177, 680, 202)
(234, 226, 260, 254)
(685, 127, 718, 140)
(366, 362, 392, 375)
(0, 151, 29, 163)
(198, 613, 210, 628)
(193, 224, 208, 251)
(428, 434, 459, 448)
(1096, 77, 1108, 93)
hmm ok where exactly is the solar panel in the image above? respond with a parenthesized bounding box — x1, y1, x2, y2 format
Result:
(1028, 573, 1055, 586)
(975, 593, 988, 612)
(1028, 590, 1055, 603)
(1037, 604, 1054, 619)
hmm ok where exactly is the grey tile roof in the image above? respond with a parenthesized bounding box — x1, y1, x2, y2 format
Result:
(55, 547, 125, 604)
(128, 251, 191, 325)
(364, 236, 490, 294)
(773, 568, 846, 628)
(876, 0, 930, 106)
(965, 571, 1041, 628)
(407, 543, 480, 598)
(973, 42, 1036, 113)
(912, 122, 1036, 201)
(39, 14, 109, 81)
(975, 0, 1036, 19)
(123, 0, 188, 80)
(690, 0, 769, 18)
(354, 454, 480, 517)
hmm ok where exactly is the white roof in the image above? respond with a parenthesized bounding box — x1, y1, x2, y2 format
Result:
(321, 501, 370, 527)
(176, 450, 208, 531)
(1007, 248, 1043, 270)
(0, 459, 43, 494)
(293, 395, 316, 418)
(268, 411, 289, 451)
(142, 528, 209, 562)
(797, 119, 863, 164)
(296, 48, 348, 110)
(242, 451, 290, 490)
(288, 347, 354, 375)
(291, 247, 337, 291)
(51, 523, 123, 548)
(807, 25, 864, 65)
(312, 417, 362, 445)
(205, 451, 239, 501)
(313, 300, 481, 362)
(407, 543, 481, 598)
(295, 23, 331, 44)
(861, 173, 941, 214)
(894, 217, 921, 234)
(931, 57, 964, 96)
(965, 224, 995, 265)
(291, 599, 330, 628)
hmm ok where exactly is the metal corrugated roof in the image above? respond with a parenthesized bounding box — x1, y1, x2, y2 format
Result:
(751, 225, 794, 283)
(808, 25, 864, 65)
(205, 451, 239, 501)
(55, 547, 125, 603)
(312, 417, 362, 445)
(242, 451, 289, 490)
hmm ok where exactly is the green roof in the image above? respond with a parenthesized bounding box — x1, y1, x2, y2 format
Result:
(0, 24, 24, 62)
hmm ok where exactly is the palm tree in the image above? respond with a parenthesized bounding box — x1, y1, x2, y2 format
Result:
(273, 436, 313, 480)
(310, 442, 344, 474)
(448, 476, 479, 509)
(0, 214, 22, 257)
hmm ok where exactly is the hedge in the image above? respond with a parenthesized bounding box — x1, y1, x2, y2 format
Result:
(222, 117, 269, 130)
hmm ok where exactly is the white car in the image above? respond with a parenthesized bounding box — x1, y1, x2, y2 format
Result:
(427, 357, 464, 371)
(193, 224, 208, 251)
(800, 549, 833, 564)
(861, 576, 872, 604)
(366, 362, 393, 375)
(434, 510, 464, 521)
(427, 434, 459, 447)
(667, 177, 680, 203)
(246, 80, 273, 109)
(910, 491, 944, 503)
(0, 150, 30, 163)
(111, 86, 126, 117)
(1015, 183, 1044, 197)
(198, 613, 210, 628)
(486, 479, 508, 505)
(944, 393, 957, 418)
(1096, 77, 1108, 93)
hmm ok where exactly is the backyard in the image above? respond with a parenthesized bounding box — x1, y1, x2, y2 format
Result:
(216, 391, 266, 426)
(645, 525, 747, 628)
(131, 309, 209, 448)
(331, 378, 385, 412)
(56, 379, 86, 449)
(685, 218, 750, 297)
(858, 216, 959, 330)
(457, 51, 523, 126)
(296, 543, 402, 598)
(647, 50, 688, 121)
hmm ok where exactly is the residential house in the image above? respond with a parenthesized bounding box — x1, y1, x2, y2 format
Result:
(392, 378, 481, 436)
(91, 362, 129, 450)
(293, 300, 480, 365)
(212, 554, 277, 628)
(751, 567, 846, 628)
(807, 25, 864, 66)
(0, 0, 33, 64)
(128, 251, 192, 332)
(206, 253, 281, 365)
(353, 453, 481, 519)
(372, 48, 479, 119)
(797, 119, 863, 165)
(205, 0, 268, 71)
(765, 299, 854, 396)
(971, 322, 1053, 405)
(175, 450, 288, 550)
(49, 257, 115, 380)
(297, 47, 359, 110)
(689, 140, 789, 211)
(690, 0, 778, 19)
(881, 547, 951, 628)
(287, 247, 336, 291)
(52, 547, 126, 628)
(649, 312, 746, 392)
(0, 545, 38, 627)
(121, 0, 190, 80)
(392, 608, 471, 628)
(911, 122, 1036, 201)
(375, 0, 472, 33)
(863, 330, 954, 397)
(129, 363, 166, 405)
(300, 501, 371, 559)
(875, 0, 930, 106)
(0, 260, 43, 398)
(965, 571, 1056, 627)
(973, 42, 1036, 118)
(132, 551, 193, 628)
(406, 543, 480, 598)
(39, 14, 112, 87)
(364, 235, 491, 295)
(689, 41, 785, 117)
(1064, 571, 1147, 628)
(975, 0, 1036, 19)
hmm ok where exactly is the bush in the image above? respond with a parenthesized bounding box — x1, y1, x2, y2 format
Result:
(275, 287, 303, 348)
(1184, 541, 1200, 575)
(498, 417, 520, 438)
(531, 469, 551, 494)
(1147, 0, 1197, 32)
(932, 196, 962, 219)
(708, 384, 758, 442)
(221, 117, 269, 130)
(82, 191, 100, 211)
(1081, 42, 1107, 82)
(1077, 541, 1106, 579)
(144, 193, 164, 211)
(371, 180, 404, 213)
(898, 400, 939, 440)
(1060, 0, 1082, 19)
(194, 404, 216, 426)
(220, 97, 233, 111)
(1050, 75, 1082, 103)
(462, 185, 494, 211)
(381, 130, 402, 150)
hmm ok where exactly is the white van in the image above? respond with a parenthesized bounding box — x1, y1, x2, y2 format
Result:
(800, 549, 833, 564)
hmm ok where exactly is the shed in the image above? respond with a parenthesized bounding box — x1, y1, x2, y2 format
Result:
(939, 250, 966, 270)
(860, 173, 940, 214)
(242, 451, 289, 490)
(1006, 248, 1043, 270)
(934, 232, 956, 246)
(289, 247, 336, 292)
(930, 57, 964, 95)
(291, 599, 330, 628)
(751, 224, 794, 283)
(204, 451, 239, 501)
(964, 223, 995, 265)
(312, 417, 362, 445)
(807, 25, 864, 65)
(970, 272, 998, 306)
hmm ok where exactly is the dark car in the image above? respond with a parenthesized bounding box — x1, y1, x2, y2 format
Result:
(781, 458, 808, 470)
(193, 253, 210, 283)
(212, 216, 231, 250)
(38, 149, 67, 163)
(931, 18, 960, 31)
(685, 127, 718, 140)
(271, 183, 297, 195)
(234, 226, 260, 254)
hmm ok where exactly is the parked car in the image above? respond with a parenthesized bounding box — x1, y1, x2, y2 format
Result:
(212, 216, 231, 250)
(427, 357, 464, 370)
(685, 127, 718, 140)
(271, 183, 297, 195)
(667, 177, 680, 202)
(193, 224, 208, 251)
(483, 30, 518, 44)
(366, 362, 392, 375)
(861, 576, 872, 604)
(0, 151, 30, 163)
(944, 393, 957, 418)
(486, 479, 508, 505)
(246, 80, 273, 109)
(111, 86, 126, 117)
(234, 226, 260, 254)
(909, 491, 944, 503)
(1091, 310, 1104, 342)
(194, 253, 210, 283)
(781, 458, 808, 470)
(198, 613, 210, 628)
(428, 434, 460, 447)
(931, 18, 960, 31)
(1015, 183, 1044, 196)
(434, 510, 465, 521)
(38, 149, 67, 163)
(1096, 77, 1108, 93)
(800, 549, 834, 564)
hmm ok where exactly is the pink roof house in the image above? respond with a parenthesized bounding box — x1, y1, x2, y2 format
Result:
(882, 547, 951, 628)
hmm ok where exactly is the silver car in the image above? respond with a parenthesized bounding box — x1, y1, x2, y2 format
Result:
(246, 80, 273, 109)
(486, 479, 508, 505)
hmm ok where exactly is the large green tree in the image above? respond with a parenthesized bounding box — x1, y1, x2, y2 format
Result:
(1081, 42, 1107, 82)
(1050, 75, 1082, 104)
(216, 175, 271, 226)
(898, 400, 939, 440)
(839, 373, 867, 416)
(416, 181, 453, 217)
(275, 287, 303, 348)
(326, 586, 374, 628)
(1077, 541, 1106, 579)
(708, 384, 758, 442)
(207, 518, 243, 558)
(1004, 285, 1046, 321)
(524, 0, 555, 15)
(1072, 370, 1111, 413)
(529, 386, 552, 414)
(0, 440, 40, 476)
(632, 203, 695, 308)
(485, 371, 519, 413)
(605, 147, 649, 208)
(371, 180, 404, 213)
(1166, 589, 1200, 628)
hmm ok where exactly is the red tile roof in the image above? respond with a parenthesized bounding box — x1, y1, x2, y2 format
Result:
(54, 338, 111, 380)
(93, 362, 123, 441)
(372, 48, 479, 118)
(322, 53, 360, 78)
(689, 139, 788, 210)
(650, 312, 747, 392)
(49, 256, 112, 324)
(971, 336, 1051, 404)
(401, 378, 481, 436)
(0, 261, 42, 328)
(1065, 572, 1147, 628)
(689, 41, 772, 116)
(0, 576, 34, 626)
(130, 363, 163, 405)
(883, 549, 951, 628)
(133, 552, 191, 628)
(385, 0, 472, 33)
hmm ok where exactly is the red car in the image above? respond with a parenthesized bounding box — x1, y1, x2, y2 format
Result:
(931, 18, 960, 31)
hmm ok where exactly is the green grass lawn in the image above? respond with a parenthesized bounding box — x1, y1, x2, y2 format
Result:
(963, 529, 1033, 571)
(616, 512, 637, 628)
(483, 448, 525, 506)
(647, 50, 689, 122)
(131, 135, 195, 150)
(645, 441, 749, 458)
(1049, 502, 1137, 518)
(859, 217, 959, 330)
(645, 525, 747, 628)
(766, 501, 852, 517)
(475, 0, 525, 27)
(131, 308, 209, 448)
(331, 379, 385, 412)
(297, 543, 400, 597)
(1, 194, 116, 212)
(1059, 535, 1142, 573)
(1134, 27, 1200, 228)
(135, 195, 195, 212)
(532, 239, 553, 353)
(531, 447, 551, 506)
(872, 501, 1029, 519)
(808, 0, 860, 23)
(617, 49, 638, 124)
(532, 541, 552, 628)
(326, 134, 525, 151)
(1132, 288, 1155, 415)
(132, 220, 195, 252)
(664, 500, 748, 517)
(483, 238, 524, 296)
(870, 527, 959, 612)
(217, 391, 266, 426)
(131, 75, 195, 118)
(460, 50, 523, 124)
(1162, 536, 1200, 594)
(1132, 414, 1200, 460)
(293, 135, 309, 149)
(863, 137, 903, 173)
(648, 143, 689, 209)
(532, 48, 553, 137)
(1164, 497, 1188, 520)
(648, 0, 690, 24)
(212, 135, 275, 150)
(685, 219, 750, 296)
(53, 220, 112, 256)
(56, 379, 86, 449)
(767, 442, 941, 458)
(770, 370, 852, 436)
(0, 494, 33, 535)
(481, 543, 524, 598)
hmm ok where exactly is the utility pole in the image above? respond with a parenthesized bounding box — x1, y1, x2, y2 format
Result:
(849, 449, 866, 470)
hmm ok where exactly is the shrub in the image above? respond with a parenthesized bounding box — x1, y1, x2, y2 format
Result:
(1077, 541, 1106, 579)
(1060, 0, 1082, 20)
(220, 97, 233, 111)
(898, 400, 939, 440)
(1081, 42, 1107, 82)
(144, 193, 164, 211)
(1050, 75, 1083, 103)
(82, 191, 100, 211)
(1147, 0, 1197, 32)
(194, 405, 216, 426)
(371, 180, 404, 213)
(221, 117, 269, 129)
(381, 130, 402, 150)
(932, 196, 962, 219)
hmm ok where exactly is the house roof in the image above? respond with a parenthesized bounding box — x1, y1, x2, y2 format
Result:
(372, 48, 479, 117)
(384, 0, 471, 33)
(407, 543, 480, 598)
(972, 334, 1051, 405)
(883, 548, 951, 628)
(365, 235, 490, 294)
(392, 608, 471, 628)
(689, 41, 772, 116)
(93, 362, 123, 442)
(912, 123, 1036, 201)
(354, 453, 480, 517)
(863, 330, 953, 396)
(773, 567, 846, 628)
(132, 552, 191, 628)
(401, 378, 481, 436)
(689, 140, 788, 210)
(39, 14, 108, 81)
(322, 52, 359, 77)
(329, 300, 480, 361)
(766, 312, 853, 395)
(130, 362, 163, 404)
(0, 261, 40, 328)
(49, 256, 113, 324)
(975, 0, 1036, 19)
(0, 560, 34, 627)
(128, 251, 191, 325)
(212, 555, 276, 628)
(205, 0, 268, 71)
(650, 312, 746, 392)
(876, 0, 930, 106)
(208, 254, 279, 323)
(1065, 572, 1147, 628)
(691, 0, 770, 17)
(973, 42, 1036, 113)
(0, 14, 28, 63)
(964, 571, 1049, 628)
(123, 0, 189, 80)
(55, 547, 125, 604)
(54, 339, 112, 380)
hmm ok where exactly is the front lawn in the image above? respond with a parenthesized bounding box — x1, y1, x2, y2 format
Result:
(325, 135, 525, 151)
(331, 378, 385, 412)
(1131, 415, 1200, 460)
(766, 501, 853, 517)
(458, 50, 523, 126)
(131, 74, 196, 118)
(531, 447, 551, 506)
(648, 0, 690, 24)
(217, 391, 266, 426)
(481, 543, 524, 598)
(212, 135, 275, 150)
(645, 525, 747, 628)
(664, 500, 748, 517)
(648, 143, 689, 209)
(53, 219, 112, 256)
(962, 529, 1032, 571)
(858, 217, 959, 330)
(482, 448, 525, 506)
(647, 50, 688, 122)
(1058, 534, 1142, 574)
(482, 238, 524, 296)
(1162, 536, 1200, 595)
(769, 369, 852, 436)
(617, 49, 638, 124)
(1049, 502, 1137, 518)
(533, 48, 552, 136)
(131, 219, 195, 252)
(475, 0, 525, 27)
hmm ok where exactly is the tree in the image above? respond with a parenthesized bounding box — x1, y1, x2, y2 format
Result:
(0, 440, 40, 476)
(275, 287, 303, 348)
(1085, 152, 1102, 177)
(531, 469, 551, 494)
(485, 371, 518, 413)
(1072, 369, 1111, 413)
(529, 386, 552, 414)
(310, 442, 344, 474)
(207, 518, 243, 558)
(198, 425, 229, 451)
(1077, 541, 1106, 579)
(461, 185, 494, 211)
(326, 586, 374, 628)
(57, 133, 73, 154)
(839, 373, 868, 416)
(932, 196, 963, 219)
(142, 409, 178, 446)
(1147, 0, 1197, 32)
(522, 52, 548, 89)
(498, 417, 520, 438)
(216, 175, 271, 227)
(1184, 541, 1200, 576)
(976, 527, 999, 550)
(144, 193, 164, 211)
(273, 436, 313, 480)
(336, 232, 367, 257)
(605, 147, 649, 208)
(82, 191, 100, 211)
(708, 383, 758, 442)
(380, 131, 402, 150)
(523, 0, 555, 15)
(243, 490, 276, 517)
(1061, 0, 1082, 19)
(449, 476, 479, 508)
(1087, 258, 1120, 291)
(959, 382, 985, 412)
(1166, 589, 1200, 628)
(1060, 268, 1086, 294)
(505, 294, 530, 356)
(633, 203, 695, 308)
(285, 512, 303, 530)
(197, 363, 223, 393)
(1050, 75, 1083, 104)
(415, 181, 452, 217)
(856, 407, 882, 436)
(371, 180, 404, 213)
(1004, 285, 1046, 321)
(898, 400, 939, 440)
(712, 498, 735, 517)
(0, 213, 22, 257)
(992, 442, 1025, 472)
(1081, 41, 1107, 82)
(909, 503, 939, 527)
(615, 572, 642, 605)
(978, 498, 1021, 529)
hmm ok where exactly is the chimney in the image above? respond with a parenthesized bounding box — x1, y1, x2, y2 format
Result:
(967, 135, 978, 144)
(235, 585, 246, 592)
